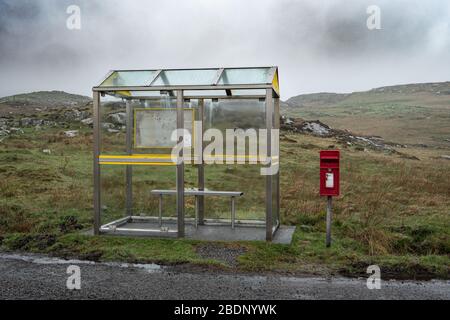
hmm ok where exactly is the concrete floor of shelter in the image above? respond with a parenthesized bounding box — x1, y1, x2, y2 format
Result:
(95, 220, 295, 244)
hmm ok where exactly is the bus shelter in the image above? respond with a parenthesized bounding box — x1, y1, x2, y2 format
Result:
(92, 67, 282, 241)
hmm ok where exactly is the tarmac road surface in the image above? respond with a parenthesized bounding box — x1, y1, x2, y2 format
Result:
(0, 253, 448, 300)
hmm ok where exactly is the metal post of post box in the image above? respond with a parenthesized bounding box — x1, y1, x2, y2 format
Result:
(326, 196, 332, 247)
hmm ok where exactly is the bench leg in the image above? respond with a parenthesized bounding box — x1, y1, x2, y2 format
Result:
(231, 196, 235, 229)
(159, 194, 163, 227)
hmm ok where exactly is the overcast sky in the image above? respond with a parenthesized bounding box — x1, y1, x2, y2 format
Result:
(0, 0, 449, 99)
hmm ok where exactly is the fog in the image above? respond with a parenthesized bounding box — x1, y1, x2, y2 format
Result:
(0, 0, 449, 99)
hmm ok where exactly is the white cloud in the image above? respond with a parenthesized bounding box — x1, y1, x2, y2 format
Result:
(0, 0, 449, 99)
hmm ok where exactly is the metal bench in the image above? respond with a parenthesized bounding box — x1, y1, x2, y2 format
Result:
(150, 189, 244, 229)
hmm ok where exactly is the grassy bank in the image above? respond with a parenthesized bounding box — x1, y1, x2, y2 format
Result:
(0, 127, 449, 279)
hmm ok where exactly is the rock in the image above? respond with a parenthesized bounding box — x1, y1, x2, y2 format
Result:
(107, 112, 127, 125)
(281, 116, 294, 125)
(20, 118, 33, 127)
(301, 121, 331, 136)
(280, 116, 333, 137)
(19, 118, 47, 127)
(280, 115, 409, 155)
(44, 120, 56, 127)
(64, 109, 90, 122)
(441, 155, 450, 160)
(81, 118, 93, 126)
(280, 123, 294, 131)
(64, 130, 79, 138)
(9, 127, 24, 134)
(101, 122, 115, 130)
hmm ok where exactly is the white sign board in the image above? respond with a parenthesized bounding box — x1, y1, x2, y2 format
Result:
(134, 108, 194, 148)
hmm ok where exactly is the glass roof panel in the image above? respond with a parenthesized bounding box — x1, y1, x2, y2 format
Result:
(97, 67, 277, 88)
(151, 69, 218, 86)
(217, 68, 271, 85)
(128, 91, 162, 97)
(184, 90, 227, 97)
(99, 71, 157, 87)
(231, 89, 266, 96)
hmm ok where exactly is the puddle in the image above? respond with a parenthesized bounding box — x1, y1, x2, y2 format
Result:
(0, 253, 163, 273)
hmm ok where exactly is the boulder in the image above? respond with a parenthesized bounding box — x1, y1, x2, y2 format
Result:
(19, 118, 46, 127)
(81, 118, 93, 126)
(301, 121, 331, 136)
(20, 118, 33, 127)
(64, 130, 79, 138)
(9, 127, 24, 134)
(101, 122, 115, 130)
(43, 120, 56, 127)
(107, 112, 127, 125)
(64, 109, 90, 122)
(32, 119, 43, 126)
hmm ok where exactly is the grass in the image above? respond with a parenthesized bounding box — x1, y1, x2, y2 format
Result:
(0, 125, 449, 279)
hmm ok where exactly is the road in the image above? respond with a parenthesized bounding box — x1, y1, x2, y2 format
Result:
(0, 253, 448, 300)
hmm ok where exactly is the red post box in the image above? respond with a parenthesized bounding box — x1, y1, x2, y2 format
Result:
(320, 150, 340, 197)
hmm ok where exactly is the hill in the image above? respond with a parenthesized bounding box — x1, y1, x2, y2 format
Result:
(286, 92, 350, 108)
(0, 91, 92, 116)
(283, 82, 450, 148)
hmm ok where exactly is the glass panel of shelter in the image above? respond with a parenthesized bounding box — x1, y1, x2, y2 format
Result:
(98, 89, 276, 233)
(217, 68, 271, 85)
(202, 98, 267, 222)
(99, 71, 157, 87)
(151, 69, 218, 86)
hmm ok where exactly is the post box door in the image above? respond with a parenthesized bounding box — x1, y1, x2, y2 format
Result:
(320, 150, 340, 196)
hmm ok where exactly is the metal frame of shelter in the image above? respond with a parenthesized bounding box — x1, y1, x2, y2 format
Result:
(92, 66, 280, 241)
